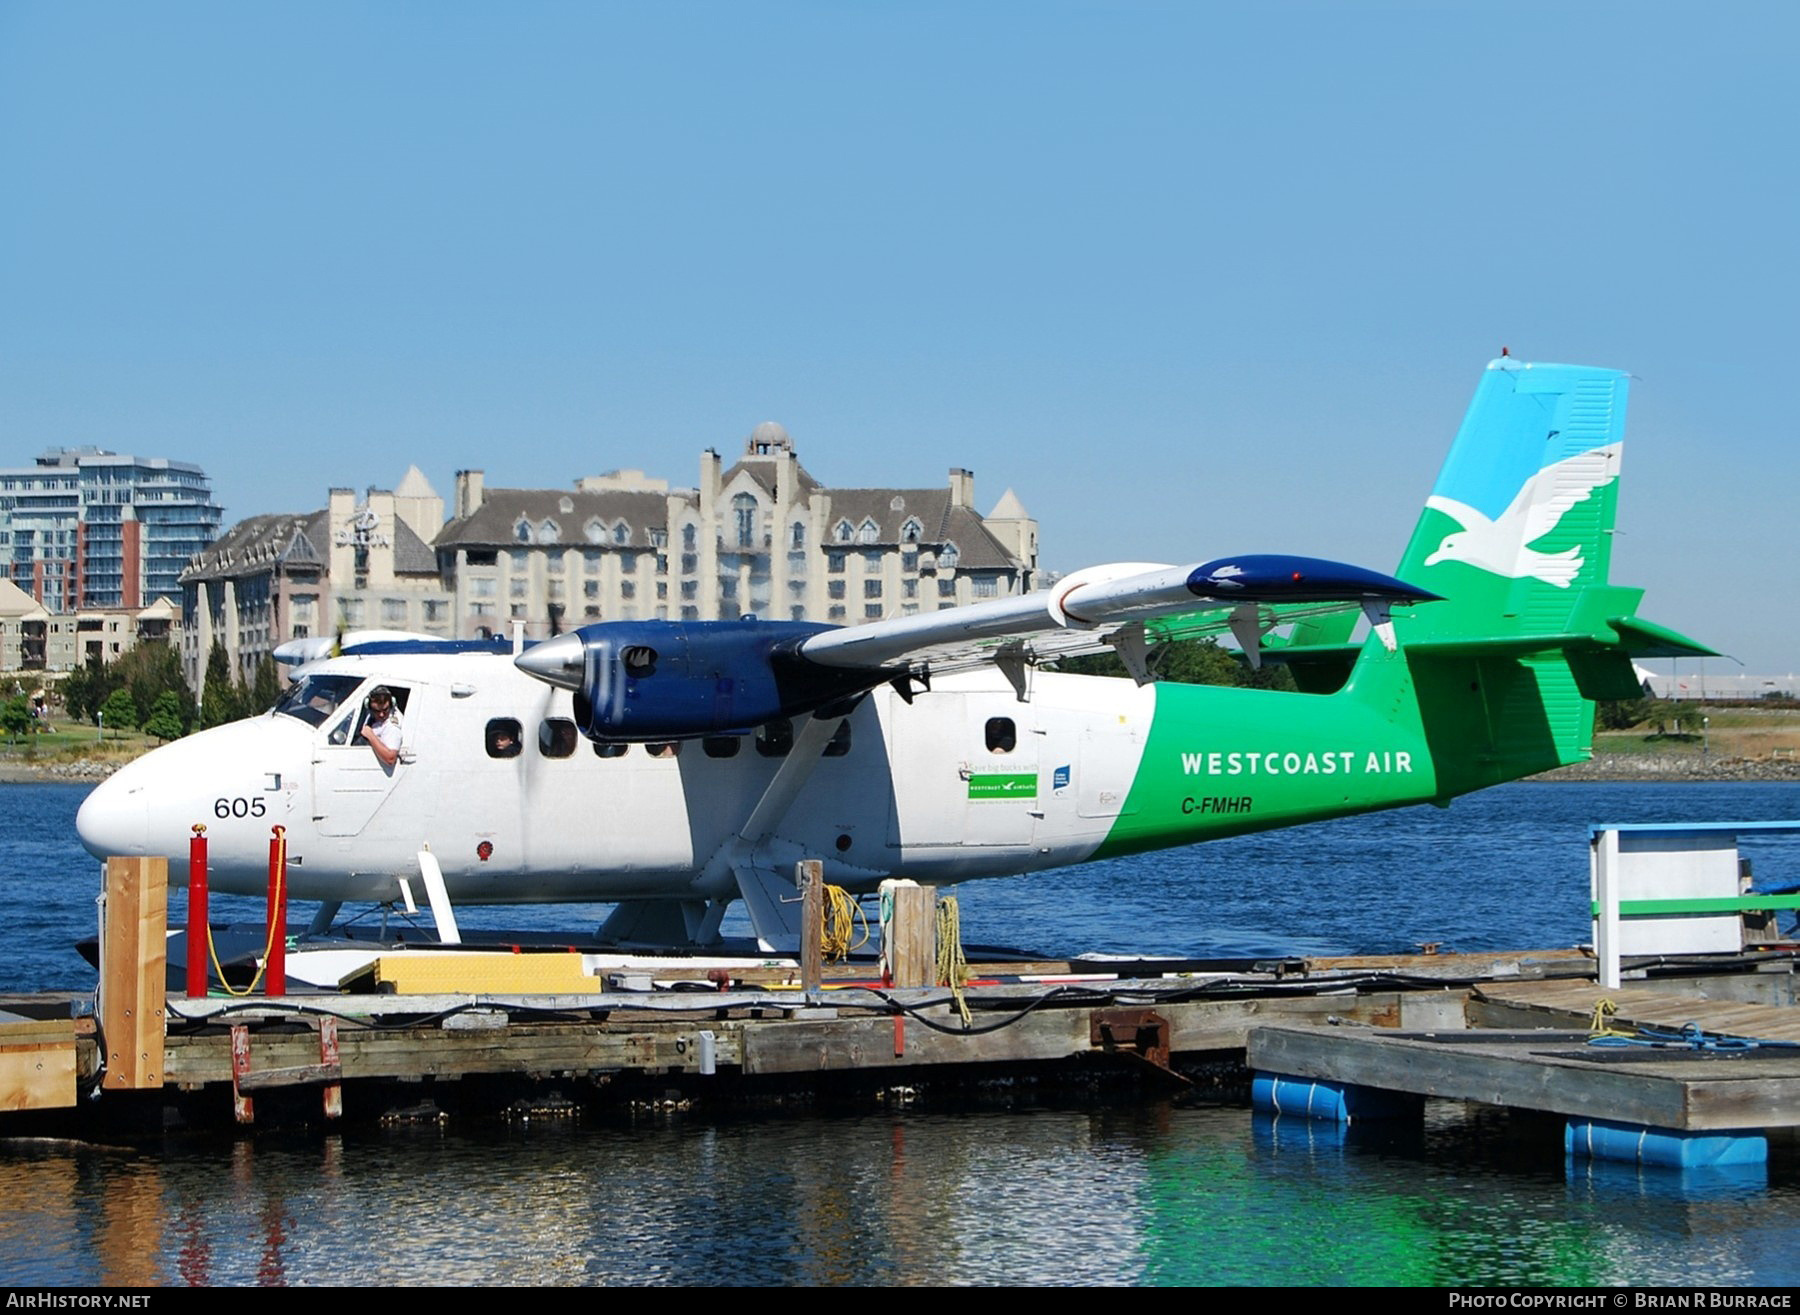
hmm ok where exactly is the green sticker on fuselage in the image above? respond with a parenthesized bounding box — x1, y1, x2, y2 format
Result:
(968, 772, 1036, 800)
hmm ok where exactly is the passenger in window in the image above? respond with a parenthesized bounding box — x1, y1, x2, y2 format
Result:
(487, 720, 522, 758)
(360, 686, 404, 768)
(985, 717, 1016, 754)
(647, 742, 679, 759)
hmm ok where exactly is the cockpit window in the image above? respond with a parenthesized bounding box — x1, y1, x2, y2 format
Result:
(275, 674, 365, 728)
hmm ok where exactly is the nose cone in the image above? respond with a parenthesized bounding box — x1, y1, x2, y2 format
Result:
(515, 632, 586, 690)
(77, 765, 151, 861)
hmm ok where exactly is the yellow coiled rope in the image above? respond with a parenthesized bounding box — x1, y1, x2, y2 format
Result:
(935, 894, 972, 1027)
(821, 883, 868, 962)
(1588, 996, 1634, 1039)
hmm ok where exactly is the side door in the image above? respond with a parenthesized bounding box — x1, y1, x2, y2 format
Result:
(312, 683, 416, 837)
(885, 692, 1040, 849)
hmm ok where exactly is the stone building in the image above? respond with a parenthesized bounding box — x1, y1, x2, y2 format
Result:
(433, 423, 1038, 638)
(179, 473, 449, 695)
(0, 577, 181, 675)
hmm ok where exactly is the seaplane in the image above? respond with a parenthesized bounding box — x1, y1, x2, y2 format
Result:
(77, 360, 1713, 952)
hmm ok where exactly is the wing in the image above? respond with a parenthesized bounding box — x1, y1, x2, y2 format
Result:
(797, 555, 1439, 678)
(514, 554, 1439, 740)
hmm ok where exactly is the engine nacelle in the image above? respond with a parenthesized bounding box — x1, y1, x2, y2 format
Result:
(517, 620, 884, 741)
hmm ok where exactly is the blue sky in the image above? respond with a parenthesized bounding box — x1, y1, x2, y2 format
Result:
(2, 2, 1794, 677)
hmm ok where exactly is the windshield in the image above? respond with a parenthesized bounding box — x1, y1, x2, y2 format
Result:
(274, 674, 366, 728)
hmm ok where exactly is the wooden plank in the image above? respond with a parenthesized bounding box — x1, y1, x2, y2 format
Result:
(1160, 992, 1432, 1051)
(100, 857, 166, 1091)
(742, 1009, 1089, 1075)
(0, 1019, 77, 1111)
(799, 860, 823, 994)
(163, 1022, 750, 1084)
(236, 1062, 345, 1092)
(1248, 1024, 1800, 1131)
(883, 883, 936, 988)
(1474, 981, 1800, 1042)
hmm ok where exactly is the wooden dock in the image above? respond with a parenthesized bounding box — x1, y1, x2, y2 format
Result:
(1245, 971, 1800, 1169)
(5, 854, 1796, 1143)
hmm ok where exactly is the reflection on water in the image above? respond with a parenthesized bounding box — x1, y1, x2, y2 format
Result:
(6, 782, 1800, 1285)
(3, 1105, 1798, 1286)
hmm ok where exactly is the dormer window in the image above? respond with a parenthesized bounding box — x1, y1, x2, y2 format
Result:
(584, 517, 607, 544)
(613, 521, 631, 545)
(514, 517, 534, 544)
(900, 517, 923, 544)
(940, 540, 960, 568)
(539, 518, 560, 541)
(857, 517, 880, 544)
(834, 520, 854, 544)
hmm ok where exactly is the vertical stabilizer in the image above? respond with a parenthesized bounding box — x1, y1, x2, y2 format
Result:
(1395, 359, 1627, 641)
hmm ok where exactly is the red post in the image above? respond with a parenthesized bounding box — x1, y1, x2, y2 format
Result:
(187, 824, 209, 1000)
(265, 826, 287, 998)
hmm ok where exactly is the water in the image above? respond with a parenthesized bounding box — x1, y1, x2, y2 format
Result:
(3, 780, 1799, 1286)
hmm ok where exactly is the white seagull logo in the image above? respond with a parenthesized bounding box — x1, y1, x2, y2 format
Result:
(1423, 443, 1622, 588)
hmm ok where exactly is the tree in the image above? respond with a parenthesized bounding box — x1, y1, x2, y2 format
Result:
(199, 642, 243, 729)
(1, 695, 32, 741)
(116, 642, 192, 732)
(142, 690, 186, 743)
(62, 658, 122, 726)
(1054, 637, 1294, 689)
(99, 687, 139, 736)
(250, 654, 282, 713)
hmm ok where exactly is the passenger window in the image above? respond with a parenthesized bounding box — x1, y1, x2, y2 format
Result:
(646, 741, 681, 759)
(756, 718, 793, 757)
(539, 719, 578, 758)
(985, 717, 1016, 754)
(703, 736, 740, 758)
(824, 719, 852, 757)
(593, 742, 629, 759)
(486, 718, 523, 758)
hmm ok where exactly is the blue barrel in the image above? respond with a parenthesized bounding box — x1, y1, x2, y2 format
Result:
(1565, 1118, 1767, 1168)
(1251, 1072, 1420, 1123)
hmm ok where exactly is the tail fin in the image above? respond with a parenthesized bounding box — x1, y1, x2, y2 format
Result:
(1284, 359, 1713, 791)
(1396, 359, 1625, 640)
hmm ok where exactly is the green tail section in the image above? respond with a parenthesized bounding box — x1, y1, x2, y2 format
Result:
(1282, 359, 1713, 790)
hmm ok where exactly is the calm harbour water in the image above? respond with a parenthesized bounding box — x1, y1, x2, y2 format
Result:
(2, 779, 1799, 1287)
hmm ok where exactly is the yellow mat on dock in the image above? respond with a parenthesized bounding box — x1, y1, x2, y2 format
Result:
(352, 951, 600, 995)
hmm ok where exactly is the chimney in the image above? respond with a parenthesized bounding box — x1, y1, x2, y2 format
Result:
(948, 468, 975, 509)
(454, 470, 485, 519)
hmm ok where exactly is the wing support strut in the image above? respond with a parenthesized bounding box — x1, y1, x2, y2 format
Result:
(701, 714, 853, 951)
(1105, 622, 1152, 685)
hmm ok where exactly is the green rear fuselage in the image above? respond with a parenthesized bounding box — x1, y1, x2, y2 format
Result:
(1093, 645, 1439, 860)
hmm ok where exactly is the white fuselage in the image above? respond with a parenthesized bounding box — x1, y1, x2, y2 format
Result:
(77, 651, 1160, 907)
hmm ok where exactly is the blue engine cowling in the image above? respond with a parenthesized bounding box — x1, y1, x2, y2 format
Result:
(542, 620, 885, 742)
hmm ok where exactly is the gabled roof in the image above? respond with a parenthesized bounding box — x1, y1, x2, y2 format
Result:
(435, 488, 686, 549)
(720, 456, 824, 500)
(181, 513, 323, 580)
(0, 577, 50, 621)
(181, 509, 439, 579)
(819, 489, 1021, 569)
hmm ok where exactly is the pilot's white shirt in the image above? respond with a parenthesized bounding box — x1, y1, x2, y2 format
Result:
(369, 710, 403, 752)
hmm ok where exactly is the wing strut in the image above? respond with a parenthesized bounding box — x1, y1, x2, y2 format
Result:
(702, 713, 851, 951)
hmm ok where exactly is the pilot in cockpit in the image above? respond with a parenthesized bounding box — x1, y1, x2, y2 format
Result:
(359, 685, 404, 769)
